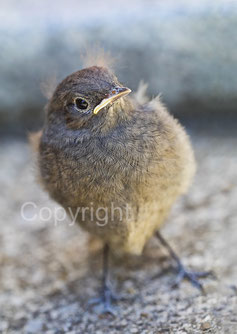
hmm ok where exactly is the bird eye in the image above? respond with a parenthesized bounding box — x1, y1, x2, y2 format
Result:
(74, 98, 88, 110)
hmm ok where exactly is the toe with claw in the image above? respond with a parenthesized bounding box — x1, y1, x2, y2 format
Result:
(172, 263, 214, 292)
(89, 284, 118, 316)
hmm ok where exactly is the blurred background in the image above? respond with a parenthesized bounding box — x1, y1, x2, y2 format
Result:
(1, 0, 237, 136)
(0, 1, 237, 333)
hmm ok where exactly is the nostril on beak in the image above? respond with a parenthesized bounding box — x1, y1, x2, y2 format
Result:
(111, 87, 131, 96)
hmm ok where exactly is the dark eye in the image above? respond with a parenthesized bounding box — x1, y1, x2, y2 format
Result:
(75, 98, 88, 110)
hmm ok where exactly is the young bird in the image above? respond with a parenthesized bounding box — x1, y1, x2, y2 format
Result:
(32, 65, 210, 314)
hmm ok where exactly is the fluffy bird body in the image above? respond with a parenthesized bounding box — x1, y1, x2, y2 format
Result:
(35, 66, 195, 256)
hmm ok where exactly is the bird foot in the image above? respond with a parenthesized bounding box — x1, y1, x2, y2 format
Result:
(88, 285, 120, 316)
(172, 263, 215, 293)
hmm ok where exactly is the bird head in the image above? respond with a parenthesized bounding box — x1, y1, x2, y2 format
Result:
(47, 66, 131, 130)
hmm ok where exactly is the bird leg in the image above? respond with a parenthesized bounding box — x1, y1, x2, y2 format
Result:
(89, 244, 118, 315)
(155, 231, 213, 293)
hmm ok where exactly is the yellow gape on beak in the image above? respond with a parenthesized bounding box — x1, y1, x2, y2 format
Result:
(93, 87, 131, 114)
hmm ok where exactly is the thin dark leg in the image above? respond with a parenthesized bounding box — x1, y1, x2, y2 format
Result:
(101, 244, 113, 309)
(102, 244, 109, 291)
(89, 244, 117, 315)
(155, 231, 213, 292)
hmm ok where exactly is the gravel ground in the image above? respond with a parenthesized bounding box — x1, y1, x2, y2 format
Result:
(0, 134, 236, 334)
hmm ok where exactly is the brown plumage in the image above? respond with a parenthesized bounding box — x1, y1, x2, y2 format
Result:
(31, 65, 209, 313)
(33, 65, 195, 254)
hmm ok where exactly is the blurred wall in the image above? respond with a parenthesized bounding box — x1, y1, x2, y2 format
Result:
(0, 0, 237, 136)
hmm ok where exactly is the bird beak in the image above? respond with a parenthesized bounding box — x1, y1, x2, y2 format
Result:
(93, 87, 131, 114)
